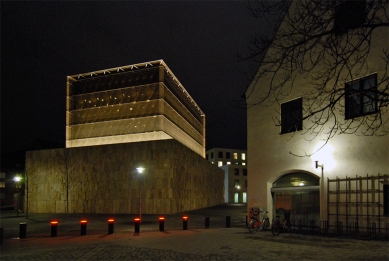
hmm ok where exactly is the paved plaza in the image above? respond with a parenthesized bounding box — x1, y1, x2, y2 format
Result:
(1, 204, 388, 260)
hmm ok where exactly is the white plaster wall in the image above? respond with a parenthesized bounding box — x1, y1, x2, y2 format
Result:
(246, 12, 389, 220)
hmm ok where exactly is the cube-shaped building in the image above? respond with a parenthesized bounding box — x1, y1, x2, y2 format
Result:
(66, 60, 205, 157)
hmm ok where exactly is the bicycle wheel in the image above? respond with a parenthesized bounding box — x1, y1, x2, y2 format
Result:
(272, 222, 280, 236)
(262, 219, 270, 231)
(248, 221, 258, 234)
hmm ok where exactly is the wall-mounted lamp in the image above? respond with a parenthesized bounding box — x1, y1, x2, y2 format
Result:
(315, 161, 324, 170)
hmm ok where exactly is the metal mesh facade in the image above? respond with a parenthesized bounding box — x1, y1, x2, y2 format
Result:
(66, 60, 205, 157)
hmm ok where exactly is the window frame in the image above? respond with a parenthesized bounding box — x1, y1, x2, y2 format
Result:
(281, 97, 303, 134)
(345, 74, 378, 120)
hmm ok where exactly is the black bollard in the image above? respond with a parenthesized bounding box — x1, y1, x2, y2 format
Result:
(226, 216, 231, 228)
(205, 217, 210, 229)
(50, 221, 58, 237)
(80, 220, 87, 236)
(19, 223, 27, 238)
(108, 219, 114, 234)
(134, 218, 140, 233)
(159, 217, 165, 232)
(183, 216, 188, 230)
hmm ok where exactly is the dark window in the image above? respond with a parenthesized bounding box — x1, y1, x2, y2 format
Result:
(226, 152, 230, 159)
(345, 74, 378, 119)
(243, 169, 247, 176)
(218, 151, 223, 158)
(333, 0, 366, 34)
(206, 154, 209, 160)
(234, 168, 239, 176)
(211, 152, 214, 159)
(234, 180, 239, 187)
(281, 98, 302, 134)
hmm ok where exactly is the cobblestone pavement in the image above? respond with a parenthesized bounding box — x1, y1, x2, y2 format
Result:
(1, 205, 388, 260)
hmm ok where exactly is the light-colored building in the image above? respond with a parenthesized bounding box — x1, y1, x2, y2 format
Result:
(206, 148, 247, 203)
(66, 60, 205, 157)
(246, 1, 388, 235)
(25, 60, 224, 214)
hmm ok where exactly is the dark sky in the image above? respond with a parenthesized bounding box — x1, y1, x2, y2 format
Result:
(1, 1, 268, 154)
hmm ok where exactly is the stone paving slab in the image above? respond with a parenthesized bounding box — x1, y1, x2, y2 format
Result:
(1, 228, 388, 260)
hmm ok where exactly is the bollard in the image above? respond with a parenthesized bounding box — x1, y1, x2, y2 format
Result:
(80, 220, 87, 236)
(159, 217, 165, 232)
(134, 218, 140, 233)
(226, 216, 230, 228)
(205, 217, 210, 229)
(108, 219, 114, 234)
(19, 223, 27, 238)
(50, 221, 58, 237)
(0, 227, 3, 245)
(183, 216, 188, 230)
(309, 220, 315, 234)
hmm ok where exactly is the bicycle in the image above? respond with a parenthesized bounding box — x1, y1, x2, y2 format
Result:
(248, 211, 270, 234)
(271, 211, 291, 236)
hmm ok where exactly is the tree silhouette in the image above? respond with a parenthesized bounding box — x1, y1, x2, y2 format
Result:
(240, 0, 388, 155)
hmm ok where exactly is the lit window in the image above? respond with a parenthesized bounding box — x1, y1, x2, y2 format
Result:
(0, 182, 4, 188)
(227, 162, 231, 165)
(281, 98, 302, 134)
(242, 163, 246, 166)
(345, 74, 378, 119)
(242, 153, 246, 160)
(233, 153, 238, 160)
(218, 161, 223, 167)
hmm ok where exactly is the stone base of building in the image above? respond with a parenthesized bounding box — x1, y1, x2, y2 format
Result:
(26, 140, 224, 214)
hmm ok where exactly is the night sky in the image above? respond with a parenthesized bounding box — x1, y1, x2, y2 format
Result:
(1, 1, 271, 154)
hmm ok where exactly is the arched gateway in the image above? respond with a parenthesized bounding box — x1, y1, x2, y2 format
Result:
(271, 172, 320, 225)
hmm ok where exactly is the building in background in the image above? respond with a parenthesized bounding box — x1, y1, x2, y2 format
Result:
(206, 148, 247, 204)
(66, 60, 206, 157)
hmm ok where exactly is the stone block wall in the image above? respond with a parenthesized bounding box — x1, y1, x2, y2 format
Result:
(25, 140, 224, 214)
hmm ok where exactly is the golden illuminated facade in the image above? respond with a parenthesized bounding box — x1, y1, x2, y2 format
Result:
(66, 60, 205, 157)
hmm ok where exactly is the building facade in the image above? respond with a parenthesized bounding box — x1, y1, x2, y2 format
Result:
(66, 60, 206, 157)
(25, 60, 225, 214)
(26, 140, 224, 214)
(246, 1, 388, 235)
(206, 148, 247, 203)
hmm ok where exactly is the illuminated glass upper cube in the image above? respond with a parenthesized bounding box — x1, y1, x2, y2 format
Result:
(66, 60, 205, 157)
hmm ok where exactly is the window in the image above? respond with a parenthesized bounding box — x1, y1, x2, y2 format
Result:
(234, 168, 239, 176)
(281, 98, 302, 134)
(243, 169, 247, 176)
(218, 161, 223, 167)
(242, 163, 246, 166)
(233, 153, 238, 160)
(206, 154, 208, 160)
(333, 0, 366, 34)
(241, 153, 246, 160)
(210, 152, 214, 159)
(226, 152, 230, 159)
(345, 74, 378, 119)
(227, 162, 231, 165)
(234, 180, 240, 187)
(218, 151, 223, 158)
